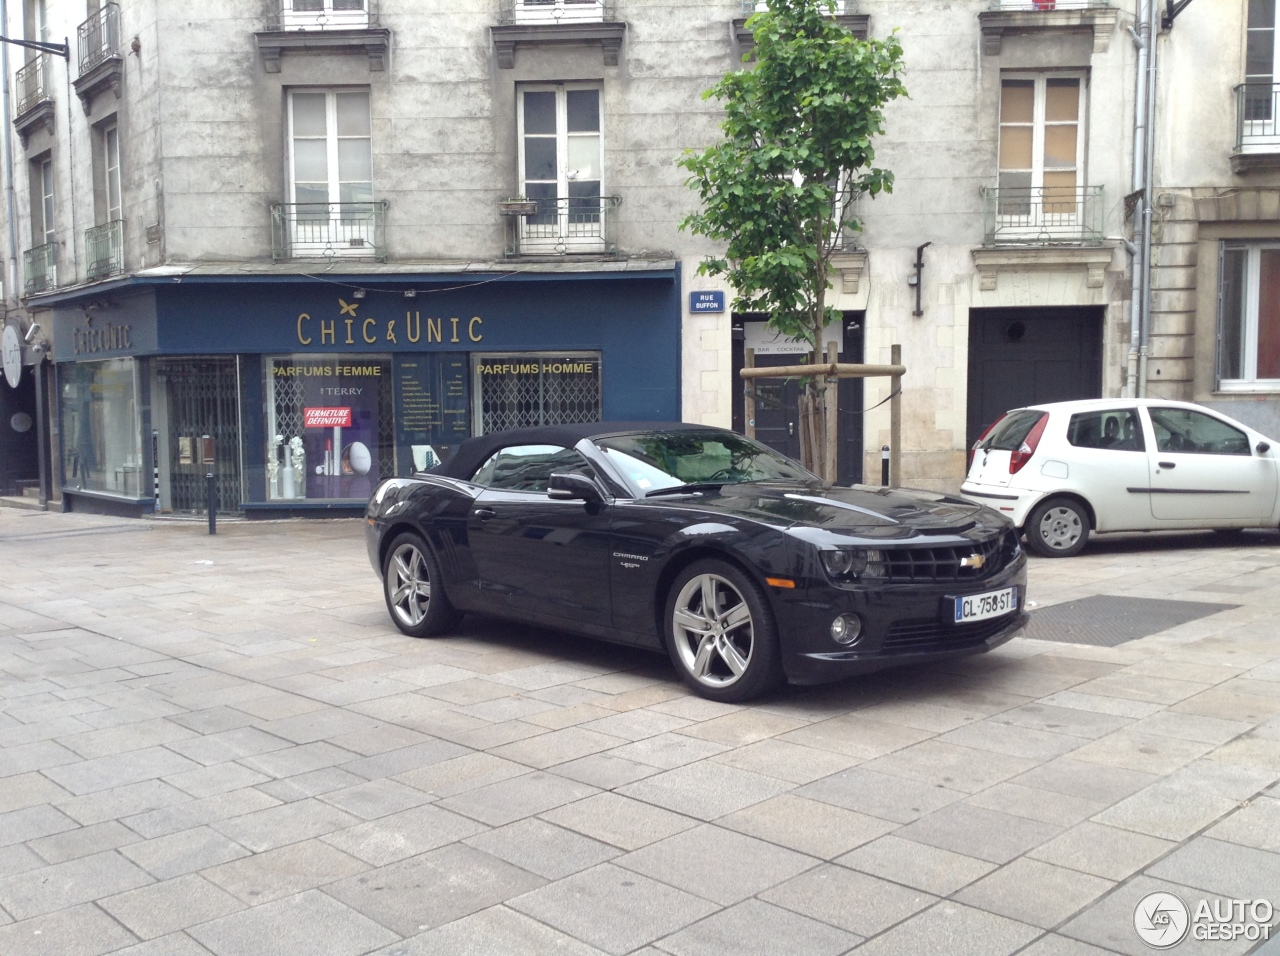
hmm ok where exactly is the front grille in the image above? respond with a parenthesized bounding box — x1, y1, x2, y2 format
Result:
(880, 530, 1018, 582)
(881, 615, 1015, 655)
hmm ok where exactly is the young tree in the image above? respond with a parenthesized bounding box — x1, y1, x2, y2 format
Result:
(680, 0, 905, 477)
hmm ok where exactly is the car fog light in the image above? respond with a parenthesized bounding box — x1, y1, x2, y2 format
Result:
(830, 613, 862, 645)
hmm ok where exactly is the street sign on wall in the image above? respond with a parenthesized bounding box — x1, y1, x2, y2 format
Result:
(689, 291, 725, 313)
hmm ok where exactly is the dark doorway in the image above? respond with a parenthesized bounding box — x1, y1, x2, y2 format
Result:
(732, 313, 865, 484)
(156, 357, 241, 513)
(966, 306, 1103, 447)
(0, 369, 38, 496)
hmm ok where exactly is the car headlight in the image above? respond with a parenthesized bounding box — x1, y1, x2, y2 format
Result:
(820, 548, 885, 581)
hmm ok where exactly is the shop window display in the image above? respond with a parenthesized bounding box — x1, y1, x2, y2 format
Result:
(473, 351, 602, 433)
(60, 357, 144, 497)
(265, 355, 394, 500)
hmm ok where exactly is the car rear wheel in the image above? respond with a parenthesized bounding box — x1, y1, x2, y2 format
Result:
(664, 560, 782, 702)
(1026, 497, 1090, 558)
(383, 533, 462, 638)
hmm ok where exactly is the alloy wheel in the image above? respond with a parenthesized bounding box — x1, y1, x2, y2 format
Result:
(670, 572, 755, 688)
(388, 542, 432, 628)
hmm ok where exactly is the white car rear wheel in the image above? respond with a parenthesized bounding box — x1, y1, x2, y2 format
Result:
(1026, 497, 1090, 558)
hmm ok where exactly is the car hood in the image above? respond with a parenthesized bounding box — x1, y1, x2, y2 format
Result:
(648, 482, 994, 539)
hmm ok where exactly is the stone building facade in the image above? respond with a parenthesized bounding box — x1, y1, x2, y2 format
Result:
(0, 0, 1154, 514)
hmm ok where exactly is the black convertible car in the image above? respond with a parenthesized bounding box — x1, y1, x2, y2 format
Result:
(366, 423, 1029, 702)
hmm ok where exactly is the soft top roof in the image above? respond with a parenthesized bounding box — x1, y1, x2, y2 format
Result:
(433, 421, 722, 481)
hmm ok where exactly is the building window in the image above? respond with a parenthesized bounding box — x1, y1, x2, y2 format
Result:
(285, 89, 376, 258)
(1242, 0, 1279, 143)
(264, 355, 394, 500)
(517, 84, 609, 253)
(1219, 243, 1280, 389)
(512, 0, 606, 24)
(998, 75, 1084, 216)
(280, 0, 369, 31)
(100, 122, 121, 222)
(60, 357, 143, 497)
(31, 155, 54, 246)
(472, 352, 602, 433)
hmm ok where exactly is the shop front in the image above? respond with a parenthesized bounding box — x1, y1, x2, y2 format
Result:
(45, 268, 681, 517)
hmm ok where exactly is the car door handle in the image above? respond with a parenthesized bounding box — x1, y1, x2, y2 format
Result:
(1158, 461, 1176, 469)
(473, 508, 496, 520)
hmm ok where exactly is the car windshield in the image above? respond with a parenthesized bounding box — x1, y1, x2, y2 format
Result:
(983, 409, 1047, 452)
(596, 430, 816, 494)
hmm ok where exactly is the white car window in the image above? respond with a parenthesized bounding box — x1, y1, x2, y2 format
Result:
(1067, 409, 1144, 452)
(1148, 408, 1251, 456)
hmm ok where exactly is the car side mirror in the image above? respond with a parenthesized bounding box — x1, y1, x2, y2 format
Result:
(1258, 441, 1272, 454)
(547, 472, 603, 503)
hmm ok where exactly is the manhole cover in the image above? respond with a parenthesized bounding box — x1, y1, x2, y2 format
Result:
(1023, 595, 1238, 647)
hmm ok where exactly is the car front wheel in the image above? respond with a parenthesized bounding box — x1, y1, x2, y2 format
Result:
(1026, 497, 1090, 558)
(382, 532, 462, 638)
(664, 559, 782, 702)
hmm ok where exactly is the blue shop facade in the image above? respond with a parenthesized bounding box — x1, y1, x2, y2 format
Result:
(44, 268, 682, 518)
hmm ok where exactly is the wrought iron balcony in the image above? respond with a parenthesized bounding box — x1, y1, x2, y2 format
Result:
(23, 242, 57, 295)
(982, 185, 1104, 246)
(988, 0, 1110, 8)
(269, 0, 378, 30)
(14, 54, 52, 118)
(503, 196, 621, 257)
(1235, 83, 1280, 153)
(499, 0, 613, 25)
(78, 3, 121, 75)
(271, 201, 389, 261)
(86, 220, 125, 281)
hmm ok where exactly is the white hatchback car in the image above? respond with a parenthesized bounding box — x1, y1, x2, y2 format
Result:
(961, 398, 1280, 557)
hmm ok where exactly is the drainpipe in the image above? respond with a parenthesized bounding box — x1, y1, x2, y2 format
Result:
(1126, 0, 1150, 398)
(1, 0, 19, 303)
(1138, 0, 1160, 397)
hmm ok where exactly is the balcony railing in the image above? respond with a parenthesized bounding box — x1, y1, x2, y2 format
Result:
(270, 0, 377, 31)
(23, 243, 57, 295)
(499, 0, 613, 25)
(504, 196, 621, 256)
(86, 220, 125, 281)
(14, 54, 52, 117)
(271, 201, 388, 261)
(741, 0, 845, 13)
(78, 3, 121, 76)
(1236, 82, 1280, 153)
(988, 0, 1110, 8)
(982, 185, 1103, 245)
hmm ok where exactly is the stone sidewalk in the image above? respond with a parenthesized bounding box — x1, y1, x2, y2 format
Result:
(1, 508, 1278, 956)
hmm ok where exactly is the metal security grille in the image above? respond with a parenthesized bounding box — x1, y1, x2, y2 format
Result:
(473, 352, 601, 433)
(157, 357, 241, 513)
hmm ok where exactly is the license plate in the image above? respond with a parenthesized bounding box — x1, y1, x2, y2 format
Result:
(955, 586, 1017, 624)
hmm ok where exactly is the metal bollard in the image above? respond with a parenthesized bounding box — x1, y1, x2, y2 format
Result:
(207, 472, 217, 535)
(881, 445, 890, 487)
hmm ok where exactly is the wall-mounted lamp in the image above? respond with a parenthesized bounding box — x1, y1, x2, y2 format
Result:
(352, 288, 366, 299)
(24, 322, 41, 344)
(908, 241, 931, 317)
(403, 290, 417, 298)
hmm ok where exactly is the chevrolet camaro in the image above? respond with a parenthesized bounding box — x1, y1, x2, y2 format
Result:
(366, 423, 1029, 702)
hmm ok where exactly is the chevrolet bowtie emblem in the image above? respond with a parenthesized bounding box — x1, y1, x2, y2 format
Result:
(960, 554, 985, 569)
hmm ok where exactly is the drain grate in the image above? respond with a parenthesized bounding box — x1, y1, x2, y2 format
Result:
(1022, 595, 1238, 647)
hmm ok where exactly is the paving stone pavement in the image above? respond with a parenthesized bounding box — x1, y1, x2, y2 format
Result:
(2, 508, 1279, 955)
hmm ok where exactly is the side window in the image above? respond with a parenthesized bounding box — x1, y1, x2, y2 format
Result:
(1148, 408, 1251, 456)
(470, 444, 595, 492)
(1066, 409, 1144, 451)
